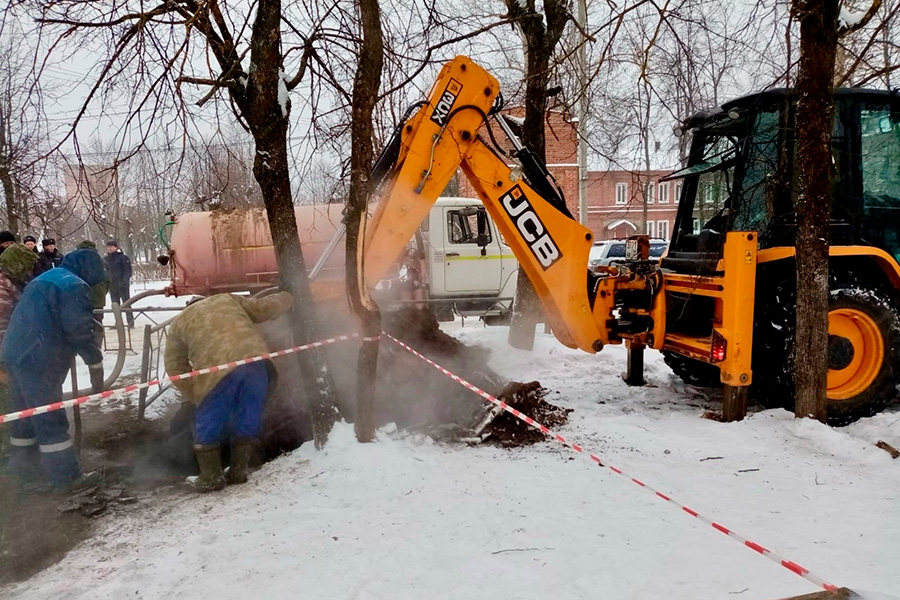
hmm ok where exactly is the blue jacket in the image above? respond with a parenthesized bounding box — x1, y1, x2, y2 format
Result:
(1, 249, 107, 371)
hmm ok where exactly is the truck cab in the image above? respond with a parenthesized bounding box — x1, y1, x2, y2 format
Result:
(419, 197, 518, 320)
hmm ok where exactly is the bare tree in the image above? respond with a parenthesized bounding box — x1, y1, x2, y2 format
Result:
(345, 0, 384, 443)
(0, 25, 48, 235)
(32, 0, 344, 445)
(792, 0, 882, 422)
(503, 0, 569, 351)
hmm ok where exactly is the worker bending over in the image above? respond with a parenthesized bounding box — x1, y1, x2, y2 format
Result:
(165, 292, 294, 492)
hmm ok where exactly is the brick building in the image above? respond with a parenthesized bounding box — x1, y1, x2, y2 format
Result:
(457, 108, 679, 242)
(586, 169, 681, 241)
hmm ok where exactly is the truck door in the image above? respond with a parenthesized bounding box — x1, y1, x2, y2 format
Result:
(443, 206, 503, 293)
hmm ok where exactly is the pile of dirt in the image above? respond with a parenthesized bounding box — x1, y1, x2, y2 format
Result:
(377, 308, 570, 446)
(57, 484, 144, 518)
(485, 381, 571, 447)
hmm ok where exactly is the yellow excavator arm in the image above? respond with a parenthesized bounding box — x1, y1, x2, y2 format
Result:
(364, 56, 611, 352)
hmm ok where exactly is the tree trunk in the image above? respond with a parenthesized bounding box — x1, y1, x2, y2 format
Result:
(0, 167, 16, 235)
(507, 18, 556, 351)
(245, 0, 339, 447)
(345, 0, 384, 443)
(792, 0, 839, 422)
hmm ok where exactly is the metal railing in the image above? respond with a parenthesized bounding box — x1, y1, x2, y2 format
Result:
(137, 313, 180, 420)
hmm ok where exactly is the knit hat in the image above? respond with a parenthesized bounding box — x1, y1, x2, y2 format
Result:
(23, 235, 37, 244)
(106, 240, 119, 248)
(42, 238, 56, 247)
(0, 231, 16, 244)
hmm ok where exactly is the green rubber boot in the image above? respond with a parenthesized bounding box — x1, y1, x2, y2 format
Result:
(191, 444, 225, 493)
(227, 438, 257, 485)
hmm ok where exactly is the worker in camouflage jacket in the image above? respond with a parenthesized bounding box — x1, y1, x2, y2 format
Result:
(164, 292, 293, 492)
(0, 245, 39, 461)
(1, 249, 107, 491)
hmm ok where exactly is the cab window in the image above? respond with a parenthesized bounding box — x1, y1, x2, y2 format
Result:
(860, 104, 900, 260)
(448, 210, 492, 245)
(861, 105, 900, 204)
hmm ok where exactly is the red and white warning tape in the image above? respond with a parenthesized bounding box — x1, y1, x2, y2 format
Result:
(385, 333, 839, 592)
(0, 333, 366, 425)
(1, 326, 839, 591)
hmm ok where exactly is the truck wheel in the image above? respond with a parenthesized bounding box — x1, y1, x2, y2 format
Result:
(483, 313, 511, 326)
(755, 284, 900, 425)
(662, 351, 722, 387)
(433, 304, 456, 322)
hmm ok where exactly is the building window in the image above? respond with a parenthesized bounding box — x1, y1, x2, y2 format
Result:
(692, 218, 701, 234)
(674, 182, 682, 203)
(658, 182, 669, 203)
(657, 220, 669, 240)
(644, 182, 654, 204)
(615, 182, 627, 205)
(646, 220, 655, 237)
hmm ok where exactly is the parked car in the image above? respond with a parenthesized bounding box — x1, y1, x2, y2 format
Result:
(589, 239, 668, 272)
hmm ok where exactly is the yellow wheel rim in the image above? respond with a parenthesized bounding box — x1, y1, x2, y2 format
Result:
(827, 308, 884, 401)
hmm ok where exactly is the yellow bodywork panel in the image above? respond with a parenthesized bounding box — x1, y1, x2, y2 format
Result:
(461, 142, 604, 351)
(717, 233, 757, 385)
(660, 232, 758, 386)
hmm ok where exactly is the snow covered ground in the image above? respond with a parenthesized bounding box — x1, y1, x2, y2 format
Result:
(7, 319, 900, 599)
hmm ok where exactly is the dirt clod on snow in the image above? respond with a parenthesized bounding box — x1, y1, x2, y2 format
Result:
(486, 381, 571, 447)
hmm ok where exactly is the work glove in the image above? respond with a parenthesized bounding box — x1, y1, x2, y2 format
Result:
(89, 363, 105, 394)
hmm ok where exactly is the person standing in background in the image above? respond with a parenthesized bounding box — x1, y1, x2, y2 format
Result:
(0, 245, 39, 462)
(0, 231, 16, 254)
(35, 238, 63, 276)
(104, 240, 134, 328)
(22, 236, 37, 252)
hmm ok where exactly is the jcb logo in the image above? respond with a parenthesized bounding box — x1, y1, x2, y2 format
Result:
(430, 79, 462, 127)
(500, 186, 562, 270)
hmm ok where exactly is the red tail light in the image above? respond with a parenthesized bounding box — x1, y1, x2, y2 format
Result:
(711, 331, 727, 363)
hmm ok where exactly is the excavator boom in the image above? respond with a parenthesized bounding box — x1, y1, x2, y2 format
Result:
(364, 56, 609, 351)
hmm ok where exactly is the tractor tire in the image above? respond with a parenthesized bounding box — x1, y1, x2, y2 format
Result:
(754, 281, 900, 425)
(662, 351, 722, 388)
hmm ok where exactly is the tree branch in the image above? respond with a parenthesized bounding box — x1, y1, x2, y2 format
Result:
(838, 0, 882, 36)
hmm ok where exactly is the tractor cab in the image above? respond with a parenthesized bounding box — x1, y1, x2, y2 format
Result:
(665, 88, 900, 272)
(659, 87, 900, 425)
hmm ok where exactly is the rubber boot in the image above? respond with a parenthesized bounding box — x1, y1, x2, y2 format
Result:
(227, 438, 257, 485)
(191, 444, 225, 493)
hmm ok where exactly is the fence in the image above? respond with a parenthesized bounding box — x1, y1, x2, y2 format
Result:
(137, 313, 179, 420)
(132, 262, 169, 283)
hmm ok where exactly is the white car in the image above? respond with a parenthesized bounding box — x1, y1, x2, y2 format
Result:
(589, 239, 668, 271)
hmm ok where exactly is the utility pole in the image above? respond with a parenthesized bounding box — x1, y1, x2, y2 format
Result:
(577, 0, 588, 226)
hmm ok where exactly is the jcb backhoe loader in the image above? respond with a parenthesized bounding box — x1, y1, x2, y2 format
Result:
(362, 55, 900, 425)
